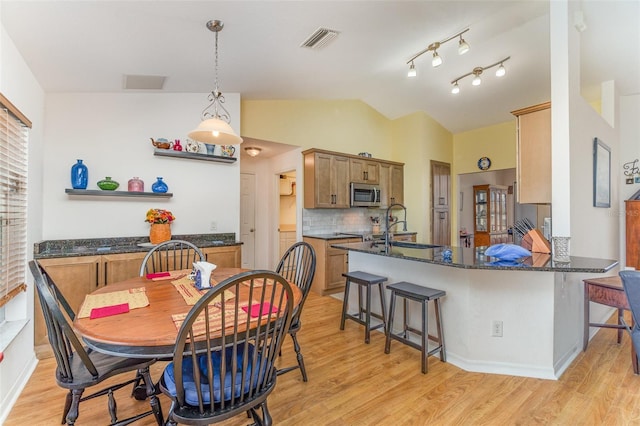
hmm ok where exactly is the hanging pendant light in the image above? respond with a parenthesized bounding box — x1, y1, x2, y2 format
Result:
(188, 20, 243, 145)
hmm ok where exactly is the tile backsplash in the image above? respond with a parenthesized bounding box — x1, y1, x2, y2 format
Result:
(302, 208, 385, 234)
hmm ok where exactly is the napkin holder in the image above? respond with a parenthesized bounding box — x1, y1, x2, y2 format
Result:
(193, 261, 217, 290)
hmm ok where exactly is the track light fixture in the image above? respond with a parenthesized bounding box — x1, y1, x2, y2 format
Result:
(450, 56, 510, 94)
(407, 61, 417, 77)
(406, 28, 470, 74)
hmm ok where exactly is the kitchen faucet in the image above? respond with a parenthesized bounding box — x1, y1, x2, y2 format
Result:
(384, 203, 407, 250)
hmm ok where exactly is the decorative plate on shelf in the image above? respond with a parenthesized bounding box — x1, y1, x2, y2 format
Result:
(477, 157, 491, 171)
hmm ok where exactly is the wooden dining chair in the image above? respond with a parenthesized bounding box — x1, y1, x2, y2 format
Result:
(29, 260, 164, 426)
(158, 270, 294, 425)
(139, 239, 205, 276)
(275, 241, 316, 381)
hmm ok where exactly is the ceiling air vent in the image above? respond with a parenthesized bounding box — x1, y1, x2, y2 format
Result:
(123, 75, 166, 90)
(300, 27, 339, 49)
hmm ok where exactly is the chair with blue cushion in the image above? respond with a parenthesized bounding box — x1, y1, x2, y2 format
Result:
(158, 270, 294, 425)
(619, 270, 640, 369)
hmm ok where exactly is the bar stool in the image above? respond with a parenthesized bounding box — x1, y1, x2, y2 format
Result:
(384, 281, 446, 373)
(340, 271, 388, 344)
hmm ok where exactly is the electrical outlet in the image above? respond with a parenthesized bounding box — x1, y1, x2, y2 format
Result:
(209, 221, 217, 231)
(491, 320, 503, 337)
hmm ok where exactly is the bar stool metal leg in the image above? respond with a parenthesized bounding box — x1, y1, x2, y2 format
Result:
(384, 291, 396, 354)
(340, 279, 351, 331)
(434, 298, 446, 362)
(421, 299, 428, 373)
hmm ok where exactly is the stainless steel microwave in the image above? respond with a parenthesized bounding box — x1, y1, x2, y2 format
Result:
(350, 182, 381, 207)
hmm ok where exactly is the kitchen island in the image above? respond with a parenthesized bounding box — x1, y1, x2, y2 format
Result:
(332, 241, 618, 379)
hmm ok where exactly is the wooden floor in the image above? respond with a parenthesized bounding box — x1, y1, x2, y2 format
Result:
(6, 292, 640, 425)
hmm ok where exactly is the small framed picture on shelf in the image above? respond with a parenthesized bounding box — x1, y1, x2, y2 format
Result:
(627, 178, 635, 185)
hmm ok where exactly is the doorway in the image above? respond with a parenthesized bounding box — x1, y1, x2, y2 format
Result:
(278, 171, 297, 260)
(431, 161, 451, 245)
(240, 173, 256, 268)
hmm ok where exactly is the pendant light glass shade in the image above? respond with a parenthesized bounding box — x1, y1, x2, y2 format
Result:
(188, 117, 243, 145)
(407, 62, 417, 77)
(495, 64, 506, 77)
(431, 51, 442, 67)
(451, 82, 460, 94)
(458, 37, 470, 55)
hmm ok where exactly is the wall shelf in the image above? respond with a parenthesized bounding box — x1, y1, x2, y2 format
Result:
(65, 189, 173, 198)
(153, 148, 237, 163)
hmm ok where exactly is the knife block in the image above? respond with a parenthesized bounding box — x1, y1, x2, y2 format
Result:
(521, 229, 551, 254)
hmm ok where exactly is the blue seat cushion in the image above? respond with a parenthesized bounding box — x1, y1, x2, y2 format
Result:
(163, 343, 263, 406)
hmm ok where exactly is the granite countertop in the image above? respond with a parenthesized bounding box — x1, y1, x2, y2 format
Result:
(331, 241, 618, 273)
(303, 231, 417, 241)
(34, 233, 241, 259)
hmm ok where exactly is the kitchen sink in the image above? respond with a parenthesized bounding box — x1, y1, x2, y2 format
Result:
(390, 241, 442, 249)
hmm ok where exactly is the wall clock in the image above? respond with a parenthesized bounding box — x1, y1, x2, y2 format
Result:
(477, 157, 491, 171)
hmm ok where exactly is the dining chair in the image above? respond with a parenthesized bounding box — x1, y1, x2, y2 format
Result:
(139, 239, 205, 276)
(29, 260, 164, 426)
(619, 270, 640, 365)
(275, 241, 316, 381)
(158, 270, 294, 425)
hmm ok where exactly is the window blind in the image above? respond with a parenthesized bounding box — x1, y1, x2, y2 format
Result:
(0, 94, 30, 307)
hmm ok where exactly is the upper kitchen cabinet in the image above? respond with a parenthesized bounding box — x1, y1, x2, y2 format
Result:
(379, 162, 404, 207)
(511, 102, 551, 204)
(350, 158, 380, 184)
(303, 149, 350, 208)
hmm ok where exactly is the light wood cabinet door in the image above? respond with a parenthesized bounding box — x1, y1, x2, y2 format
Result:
(626, 201, 640, 269)
(202, 245, 241, 268)
(304, 151, 350, 208)
(512, 102, 551, 204)
(304, 237, 360, 295)
(102, 252, 148, 284)
(379, 163, 404, 207)
(350, 158, 380, 184)
(35, 256, 102, 357)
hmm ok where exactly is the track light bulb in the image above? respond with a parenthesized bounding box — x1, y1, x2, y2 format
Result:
(472, 76, 482, 86)
(431, 51, 442, 67)
(495, 64, 506, 77)
(458, 37, 470, 55)
(451, 82, 460, 94)
(407, 62, 417, 78)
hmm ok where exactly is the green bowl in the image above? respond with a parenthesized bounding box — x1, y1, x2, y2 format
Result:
(97, 177, 119, 190)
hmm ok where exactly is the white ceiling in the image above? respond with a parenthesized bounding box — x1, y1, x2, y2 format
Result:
(2, 1, 638, 137)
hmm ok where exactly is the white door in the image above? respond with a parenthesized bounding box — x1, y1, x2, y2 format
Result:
(240, 173, 256, 268)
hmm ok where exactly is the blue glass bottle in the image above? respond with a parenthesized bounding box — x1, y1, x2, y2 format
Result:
(151, 177, 168, 193)
(71, 159, 88, 189)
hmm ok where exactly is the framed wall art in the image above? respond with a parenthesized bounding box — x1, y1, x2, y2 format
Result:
(593, 137, 611, 208)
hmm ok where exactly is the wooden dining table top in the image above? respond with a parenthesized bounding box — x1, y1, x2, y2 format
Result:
(73, 268, 301, 359)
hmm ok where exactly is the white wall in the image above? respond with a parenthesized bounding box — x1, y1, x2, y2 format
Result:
(0, 21, 45, 422)
(43, 92, 240, 239)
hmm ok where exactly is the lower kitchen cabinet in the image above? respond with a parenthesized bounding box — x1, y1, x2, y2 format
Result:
(303, 237, 361, 296)
(35, 256, 103, 358)
(102, 252, 148, 284)
(202, 245, 241, 268)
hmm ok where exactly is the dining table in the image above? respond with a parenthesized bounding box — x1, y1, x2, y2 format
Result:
(73, 268, 302, 359)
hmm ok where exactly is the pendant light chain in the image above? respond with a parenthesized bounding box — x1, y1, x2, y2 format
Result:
(201, 20, 230, 123)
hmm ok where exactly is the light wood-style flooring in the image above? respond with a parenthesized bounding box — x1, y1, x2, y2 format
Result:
(6, 291, 640, 425)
